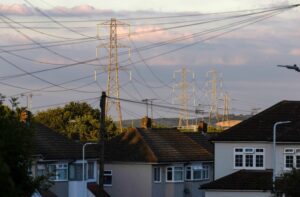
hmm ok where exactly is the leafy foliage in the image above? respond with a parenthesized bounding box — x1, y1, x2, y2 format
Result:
(0, 102, 45, 196)
(35, 102, 118, 141)
(275, 168, 300, 197)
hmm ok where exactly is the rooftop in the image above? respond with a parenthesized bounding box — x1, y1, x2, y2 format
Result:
(106, 128, 213, 163)
(214, 100, 300, 142)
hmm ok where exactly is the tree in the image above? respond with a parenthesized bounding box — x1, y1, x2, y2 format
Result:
(9, 96, 19, 110)
(35, 102, 118, 141)
(0, 100, 45, 196)
(275, 168, 300, 197)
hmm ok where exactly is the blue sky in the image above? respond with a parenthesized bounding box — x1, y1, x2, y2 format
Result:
(0, 0, 300, 121)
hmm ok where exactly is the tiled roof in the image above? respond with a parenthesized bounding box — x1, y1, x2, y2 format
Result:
(33, 123, 98, 160)
(201, 170, 272, 190)
(106, 128, 213, 163)
(183, 132, 214, 153)
(214, 100, 300, 142)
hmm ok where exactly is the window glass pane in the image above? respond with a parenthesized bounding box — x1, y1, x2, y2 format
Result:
(174, 169, 183, 181)
(193, 169, 202, 180)
(154, 167, 161, 182)
(245, 155, 253, 167)
(256, 149, 264, 153)
(235, 148, 243, 152)
(48, 165, 56, 180)
(167, 167, 173, 181)
(245, 148, 254, 153)
(256, 155, 264, 167)
(203, 165, 209, 179)
(296, 156, 300, 168)
(285, 155, 294, 168)
(104, 170, 112, 185)
(235, 155, 243, 167)
(69, 164, 83, 181)
(57, 169, 67, 180)
(185, 167, 191, 180)
(88, 162, 94, 179)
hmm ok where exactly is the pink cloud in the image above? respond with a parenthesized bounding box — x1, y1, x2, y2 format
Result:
(290, 48, 300, 56)
(0, 3, 33, 16)
(131, 26, 193, 43)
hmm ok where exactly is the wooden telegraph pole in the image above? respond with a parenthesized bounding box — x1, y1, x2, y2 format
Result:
(99, 91, 106, 196)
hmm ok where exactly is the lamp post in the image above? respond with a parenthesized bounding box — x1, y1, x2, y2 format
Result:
(273, 121, 291, 192)
(82, 142, 97, 197)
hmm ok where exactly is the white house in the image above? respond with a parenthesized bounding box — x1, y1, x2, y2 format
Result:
(202, 100, 300, 197)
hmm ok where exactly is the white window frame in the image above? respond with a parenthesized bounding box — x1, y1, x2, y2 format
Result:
(284, 148, 300, 170)
(165, 166, 184, 183)
(153, 167, 161, 183)
(104, 170, 112, 186)
(185, 164, 209, 181)
(233, 147, 265, 170)
(48, 163, 68, 181)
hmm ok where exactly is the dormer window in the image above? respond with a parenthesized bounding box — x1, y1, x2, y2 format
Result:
(234, 147, 265, 169)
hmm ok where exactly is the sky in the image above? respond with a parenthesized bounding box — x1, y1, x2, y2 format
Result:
(0, 0, 300, 122)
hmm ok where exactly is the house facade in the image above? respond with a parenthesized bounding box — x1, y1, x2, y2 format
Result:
(105, 127, 214, 197)
(31, 124, 100, 197)
(202, 100, 300, 197)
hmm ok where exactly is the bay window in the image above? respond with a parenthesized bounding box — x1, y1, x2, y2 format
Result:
(185, 165, 209, 181)
(48, 163, 68, 181)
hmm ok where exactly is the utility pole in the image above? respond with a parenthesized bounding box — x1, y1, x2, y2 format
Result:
(99, 91, 106, 196)
(173, 67, 195, 127)
(97, 18, 130, 132)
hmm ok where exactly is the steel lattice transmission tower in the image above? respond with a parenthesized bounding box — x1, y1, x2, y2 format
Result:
(97, 18, 130, 132)
(207, 69, 220, 125)
(173, 67, 195, 127)
(222, 92, 230, 122)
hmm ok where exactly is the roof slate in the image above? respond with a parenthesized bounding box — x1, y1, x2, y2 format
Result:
(201, 170, 272, 190)
(214, 100, 300, 142)
(33, 123, 98, 160)
(106, 128, 213, 163)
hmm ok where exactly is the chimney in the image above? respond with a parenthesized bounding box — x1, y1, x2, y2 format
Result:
(197, 121, 207, 133)
(141, 116, 152, 129)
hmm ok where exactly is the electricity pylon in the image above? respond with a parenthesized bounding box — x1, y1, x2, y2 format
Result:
(206, 69, 220, 126)
(222, 92, 230, 122)
(96, 18, 130, 132)
(173, 67, 195, 127)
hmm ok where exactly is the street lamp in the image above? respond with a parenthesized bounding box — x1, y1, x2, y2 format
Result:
(273, 121, 291, 192)
(82, 142, 97, 197)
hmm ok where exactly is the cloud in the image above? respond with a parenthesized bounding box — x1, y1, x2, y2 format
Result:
(290, 48, 300, 56)
(0, 3, 33, 16)
(260, 48, 279, 55)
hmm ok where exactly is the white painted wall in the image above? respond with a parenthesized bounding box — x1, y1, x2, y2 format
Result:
(104, 163, 152, 197)
(205, 191, 272, 197)
(215, 142, 300, 179)
(214, 142, 272, 179)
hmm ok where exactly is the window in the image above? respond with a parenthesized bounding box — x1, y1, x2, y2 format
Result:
(48, 163, 68, 181)
(37, 164, 46, 176)
(245, 155, 253, 167)
(153, 167, 161, 182)
(166, 166, 183, 182)
(234, 147, 265, 169)
(284, 148, 300, 169)
(69, 163, 82, 181)
(87, 162, 95, 179)
(235, 155, 243, 167)
(104, 170, 112, 186)
(68, 162, 95, 181)
(185, 165, 209, 181)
